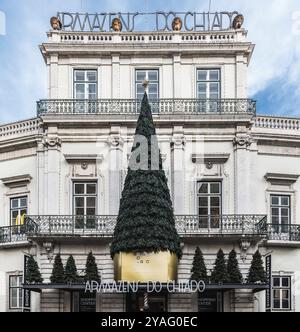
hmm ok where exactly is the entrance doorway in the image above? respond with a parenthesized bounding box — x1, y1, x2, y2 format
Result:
(198, 291, 223, 312)
(126, 292, 168, 312)
(72, 291, 96, 312)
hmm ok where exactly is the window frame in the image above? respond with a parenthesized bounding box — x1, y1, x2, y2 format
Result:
(270, 195, 291, 232)
(10, 196, 28, 227)
(9, 275, 23, 310)
(73, 69, 98, 100)
(196, 68, 221, 99)
(272, 276, 292, 311)
(135, 69, 159, 101)
(197, 181, 222, 228)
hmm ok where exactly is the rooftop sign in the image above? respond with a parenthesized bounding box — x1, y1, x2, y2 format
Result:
(51, 11, 244, 32)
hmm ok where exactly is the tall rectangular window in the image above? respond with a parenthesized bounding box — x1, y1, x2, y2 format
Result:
(10, 197, 27, 226)
(197, 69, 220, 99)
(135, 69, 159, 100)
(272, 276, 291, 311)
(73, 182, 97, 228)
(197, 182, 222, 229)
(74, 70, 97, 100)
(271, 195, 290, 233)
(9, 275, 23, 310)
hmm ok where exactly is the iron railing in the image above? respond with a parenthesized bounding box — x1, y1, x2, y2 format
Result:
(265, 224, 300, 242)
(22, 215, 267, 238)
(0, 223, 37, 244)
(37, 99, 256, 116)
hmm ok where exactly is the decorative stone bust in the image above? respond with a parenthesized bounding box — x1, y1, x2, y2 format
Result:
(50, 17, 62, 30)
(111, 18, 122, 32)
(232, 14, 244, 29)
(172, 17, 183, 31)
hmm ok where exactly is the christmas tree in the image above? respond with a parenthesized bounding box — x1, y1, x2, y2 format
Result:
(84, 252, 100, 282)
(26, 255, 43, 284)
(65, 255, 79, 283)
(190, 247, 208, 282)
(211, 249, 228, 284)
(227, 249, 243, 284)
(247, 250, 267, 283)
(110, 93, 182, 258)
(50, 253, 65, 284)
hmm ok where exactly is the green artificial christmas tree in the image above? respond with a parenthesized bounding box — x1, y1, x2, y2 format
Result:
(65, 255, 80, 283)
(227, 249, 243, 284)
(84, 252, 100, 282)
(247, 250, 267, 283)
(190, 247, 208, 282)
(26, 255, 43, 284)
(50, 253, 65, 284)
(211, 249, 228, 284)
(110, 93, 182, 259)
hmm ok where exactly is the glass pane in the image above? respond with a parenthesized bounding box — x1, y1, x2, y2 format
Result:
(75, 71, 85, 81)
(199, 208, 208, 216)
(19, 289, 23, 308)
(210, 207, 220, 216)
(282, 290, 289, 300)
(282, 299, 289, 309)
(10, 276, 18, 287)
(282, 278, 290, 287)
(11, 289, 17, 308)
(86, 208, 96, 216)
(136, 71, 146, 81)
(210, 197, 220, 207)
(88, 84, 96, 94)
(20, 197, 27, 208)
(209, 83, 219, 93)
(199, 183, 208, 194)
(87, 71, 97, 82)
(75, 184, 84, 194)
(149, 83, 158, 94)
(198, 70, 207, 81)
(199, 197, 208, 207)
(209, 70, 219, 81)
(148, 71, 158, 81)
(75, 84, 85, 99)
(281, 197, 289, 206)
(87, 197, 96, 208)
(273, 278, 280, 287)
(75, 208, 84, 216)
(210, 183, 220, 194)
(272, 196, 279, 205)
(86, 183, 96, 194)
(281, 208, 289, 217)
(271, 208, 279, 216)
(198, 83, 206, 93)
(273, 299, 280, 309)
(20, 209, 27, 217)
(136, 84, 144, 94)
(281, 217, 289, 225)
(11, 199, 19, 209)
(75, 197, 84, 208)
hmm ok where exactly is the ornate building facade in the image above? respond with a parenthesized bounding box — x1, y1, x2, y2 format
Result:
(0, 12, 300, 312)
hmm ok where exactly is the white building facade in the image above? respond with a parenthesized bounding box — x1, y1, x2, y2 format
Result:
(0, 12, 300, 312)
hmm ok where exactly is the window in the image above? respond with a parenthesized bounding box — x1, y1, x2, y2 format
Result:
(73, 182, 97, 228)
(74, 70, 97, 100)
(197, 182, 222, 228)
(272, 276, 291, 311)
(197, 69, 220, 99)
(271, 195, 290, 233)
(135, 69, 159, 100)
(10, 197, 27, 226)
(9, 275, 23, 310)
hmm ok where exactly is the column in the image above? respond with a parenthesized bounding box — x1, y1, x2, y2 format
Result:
(49, 54, 59, 99)
(111, 54, 120, 99)
(171, 126, 186, 215)
(173, 53, 181, 98)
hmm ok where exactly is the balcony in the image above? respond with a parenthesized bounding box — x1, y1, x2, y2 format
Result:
(0, 224, 36, 246)
(265, 224, 300, 243)
(37, 99, 256, 117)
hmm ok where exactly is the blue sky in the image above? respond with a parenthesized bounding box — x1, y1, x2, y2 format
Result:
(0, 0, 300, 124)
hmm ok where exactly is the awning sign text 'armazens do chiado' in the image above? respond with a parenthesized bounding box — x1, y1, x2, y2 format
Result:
(53, 11, 244, 32)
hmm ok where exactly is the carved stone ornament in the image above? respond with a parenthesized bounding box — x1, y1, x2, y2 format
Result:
(111, 18, 122, 32)
(172, 17, 183, 31)
(232, 14, 244, 29)
(107, 136, 124, 148)
(50, 16, 62, 30)
(240, 239, 251, 262)
(171, 136, 186, 147)
(43, 137, 62, 148)
(233, 134, 253, 147)
(81, 162, 88, 170)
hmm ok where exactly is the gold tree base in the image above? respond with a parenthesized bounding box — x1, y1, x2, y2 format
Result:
(114, 251, 178, 282)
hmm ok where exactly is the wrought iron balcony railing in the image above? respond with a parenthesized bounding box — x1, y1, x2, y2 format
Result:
(0, 223, 37, 244)
(37, 99, 256, 116)
(20, 215, 267, 238)
(265, 224, 300, 242)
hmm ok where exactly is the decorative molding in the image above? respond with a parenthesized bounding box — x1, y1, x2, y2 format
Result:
(171, 135, 186, 148)
(106, 136, 124, 148)
(43, 137, 61, 149)
(1, 174, 32, 188)
(264, 173, 300, 186)
(192, 153, 230, 164)
(64, 154, 104, 163)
